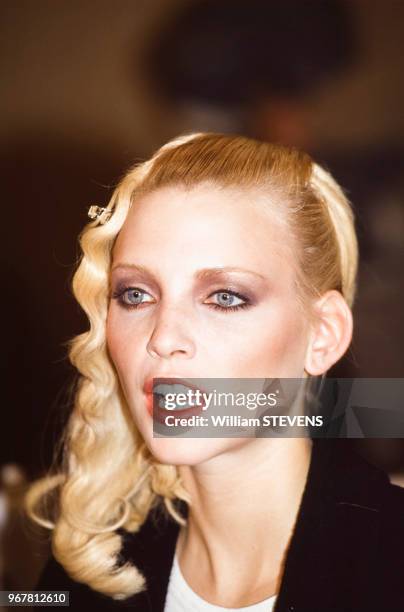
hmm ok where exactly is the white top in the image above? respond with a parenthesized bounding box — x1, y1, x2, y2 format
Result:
(164, 552, 277, 612)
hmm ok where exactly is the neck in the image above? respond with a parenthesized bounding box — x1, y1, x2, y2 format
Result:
(176, 437, 313, 604)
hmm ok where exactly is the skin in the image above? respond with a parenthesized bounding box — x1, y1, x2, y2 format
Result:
(106, 183, 353, 606)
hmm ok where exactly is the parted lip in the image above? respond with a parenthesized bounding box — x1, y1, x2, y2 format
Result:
(143, 376, 207, 396)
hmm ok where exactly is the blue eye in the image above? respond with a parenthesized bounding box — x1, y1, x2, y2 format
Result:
(111, 287, 153, 308)
(206, 290, 251, 313)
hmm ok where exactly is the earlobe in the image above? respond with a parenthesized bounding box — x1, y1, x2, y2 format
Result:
(304, 290, 353, 376)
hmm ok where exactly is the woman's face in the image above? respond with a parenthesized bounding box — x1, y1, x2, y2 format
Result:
(106, 183, 312, 465)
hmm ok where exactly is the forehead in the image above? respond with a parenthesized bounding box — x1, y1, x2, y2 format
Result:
(112, 184, 296, 281)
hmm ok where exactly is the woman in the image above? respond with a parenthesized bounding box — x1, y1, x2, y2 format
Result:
(26, 133, 404, 611)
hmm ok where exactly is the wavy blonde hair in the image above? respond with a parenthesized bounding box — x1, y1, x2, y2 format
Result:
(25, 132, 358, 599)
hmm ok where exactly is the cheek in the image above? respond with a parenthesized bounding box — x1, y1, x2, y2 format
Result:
(105, 311, 133, 377)
(223, 304, 308, 376)
(106, 315, 143, 418)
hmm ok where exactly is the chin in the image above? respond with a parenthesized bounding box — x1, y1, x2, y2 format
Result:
(144, 436, 229, 466)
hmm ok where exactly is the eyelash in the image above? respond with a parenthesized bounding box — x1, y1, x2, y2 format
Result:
(110, 286, 252, 313)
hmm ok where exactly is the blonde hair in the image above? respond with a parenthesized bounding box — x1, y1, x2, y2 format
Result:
(25, 132, 358, 599)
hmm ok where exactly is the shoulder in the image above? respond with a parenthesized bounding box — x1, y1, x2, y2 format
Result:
(328, 441, 404, 601)
(314, 439, 403, 497)
(339, 441, 404, 513)
(326, 439, 404, 518)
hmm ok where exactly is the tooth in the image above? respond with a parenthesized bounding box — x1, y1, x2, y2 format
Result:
(154, 384, 173, 395)
(154, 383, 193, 396)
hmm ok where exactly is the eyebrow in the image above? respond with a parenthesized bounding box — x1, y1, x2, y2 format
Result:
(111, 263, 267, 282)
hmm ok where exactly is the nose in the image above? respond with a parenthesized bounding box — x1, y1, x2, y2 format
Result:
(146, 305, 196, 360)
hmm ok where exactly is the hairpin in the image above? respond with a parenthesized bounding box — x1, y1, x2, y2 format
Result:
(87, 205, 112, 223)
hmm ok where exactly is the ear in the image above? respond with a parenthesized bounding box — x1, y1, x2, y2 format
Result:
(304, 290, 353, 376)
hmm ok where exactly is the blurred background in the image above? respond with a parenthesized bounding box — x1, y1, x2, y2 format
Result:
(1, 0, 403, 595)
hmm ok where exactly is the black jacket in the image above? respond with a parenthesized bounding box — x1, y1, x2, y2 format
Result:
(36, 439, 404, 611)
